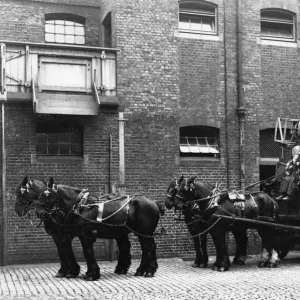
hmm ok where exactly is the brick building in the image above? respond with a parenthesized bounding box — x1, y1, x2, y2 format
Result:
(0, 0, 297, 265)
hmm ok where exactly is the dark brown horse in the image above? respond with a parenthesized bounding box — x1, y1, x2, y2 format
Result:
(174, 176, 280, 271)
(165, 176, 248, 269)
(15, 176, 165, 280)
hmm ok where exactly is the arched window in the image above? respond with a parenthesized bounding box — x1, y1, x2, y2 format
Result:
(103, 12, 112, 48)
(180, 126, 220, 158)
(261, 9, 295, 41)
(179, 1, 217, 34)
(45, 13, 85, 45)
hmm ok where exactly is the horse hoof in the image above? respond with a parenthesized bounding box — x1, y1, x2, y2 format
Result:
(55, 271, 67, 278)
(258, 261, 267, 268)
(144, 272, 154, 278)
(218, 266, 227, 272)
(84, 274, 100, 281)
(134, 271, 145, 277)
(267, 262, 278, 268)
(191, 263, 200, 268)
(212, 265, 218, 271)
(199, 263, 208, 268)
(65, 272, 77, 279)
(233, 259, 245, 266)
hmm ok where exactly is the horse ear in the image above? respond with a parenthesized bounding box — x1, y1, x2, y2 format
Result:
(48, 176, 54, 188)
(188, 176, 197, 185)
(42, 179, 47, 185)
(179, 175, 184, 182)
(21, 175, 28, 186)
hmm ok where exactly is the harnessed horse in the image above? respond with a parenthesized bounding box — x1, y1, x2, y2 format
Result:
(174, 176, 280, 271)
(15, 176, 165, 280)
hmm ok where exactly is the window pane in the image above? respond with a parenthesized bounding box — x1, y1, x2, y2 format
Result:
(59, 133, 70, 143)
(46, 20, 55, 25)
(261, 21, 293, 38)
(71, 144, 82, 155)
(59, 144, 70, 155)
(55, 20, 64, 25)
(65, 20, 74, 26)
(45, 24, 54, 33)
(55, 34, 65, 43)
(45, 33, 55, 42)
(37, 134, 47, 144)
(55, 25, 65, 34)
(75, 35, 85, 44)
(179, 15, 191, 29)
(48, 144, 58, 155)
(201, 17, 214, 31)
(71, 133, 81, 143)
(48, 134, 58, 143)
(65, 35, 75, 44)
(65, 26, 75, 35)
(261, 10, 293, 23)
(180, 2, 215, 14)
(75, 26, 84, 35)
(36, 144, 48, 155)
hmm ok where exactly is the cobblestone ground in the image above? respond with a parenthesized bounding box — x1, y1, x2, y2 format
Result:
(1, 253, 300, 300)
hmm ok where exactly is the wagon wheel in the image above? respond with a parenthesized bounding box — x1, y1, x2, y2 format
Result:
(278, 244, 290, 259)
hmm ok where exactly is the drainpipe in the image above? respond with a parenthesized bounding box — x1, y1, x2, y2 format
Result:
(223, 0, 230, 189)
(118, 111, 127, 196)
(235, 0, 246, 191)
(1, 103, 6, 266)
(0, 43, 7, 266)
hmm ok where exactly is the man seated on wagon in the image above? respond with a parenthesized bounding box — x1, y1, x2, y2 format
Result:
(276, 145, 300, 201)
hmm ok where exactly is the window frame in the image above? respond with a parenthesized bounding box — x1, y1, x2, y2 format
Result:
(45, 13, 86, 45)
(36, 117, 84, 157)
(179, 126, 220, 159)
(260, 9, 296, 42)
(178, 0, 218, 35)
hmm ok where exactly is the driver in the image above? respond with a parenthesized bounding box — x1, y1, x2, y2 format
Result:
(276, 145, 300, 201)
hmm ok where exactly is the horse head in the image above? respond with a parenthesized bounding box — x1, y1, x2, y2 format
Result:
(15, 175, 47, 217)
(165, 175, 184, 209)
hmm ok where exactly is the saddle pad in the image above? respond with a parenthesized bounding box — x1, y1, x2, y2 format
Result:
(97, 202, 105, 222)
(228, 192, 245, 201)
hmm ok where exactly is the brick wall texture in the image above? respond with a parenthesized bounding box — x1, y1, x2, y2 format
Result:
(0, 0, 298, 265)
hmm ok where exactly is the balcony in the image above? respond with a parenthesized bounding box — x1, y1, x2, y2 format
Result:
(0, 41, 119, 115)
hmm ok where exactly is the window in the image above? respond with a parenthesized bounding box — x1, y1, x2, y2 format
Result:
(103, 12, 112, 48)
(36, 117, 83, 156)
(180, 126, 220, 158)
(179, 1, 217, 34)
(260, 129, 281, 158)
(45, 14, 85, 44)
(261, 9, 295, 41)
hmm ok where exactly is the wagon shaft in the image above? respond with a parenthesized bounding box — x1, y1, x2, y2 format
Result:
(214, 214, 300, 232)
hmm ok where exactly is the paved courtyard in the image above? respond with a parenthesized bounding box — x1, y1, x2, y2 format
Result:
(1, 252, 300, 300)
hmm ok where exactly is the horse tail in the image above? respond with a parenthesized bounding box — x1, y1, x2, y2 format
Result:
(154, 200, 165, 216)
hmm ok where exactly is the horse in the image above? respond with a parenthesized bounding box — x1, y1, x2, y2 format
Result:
(15, 176, 81, 279)
(165, 175, 248, 269)
(174, 176, 280, 272)
(15, 176, 165, 280)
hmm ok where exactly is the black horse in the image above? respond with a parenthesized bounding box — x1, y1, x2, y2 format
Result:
(174, 176, 280, 272)
(165, 176, 248, 269)
(15, 176, 165, 280)
(15, 176, 81, 279)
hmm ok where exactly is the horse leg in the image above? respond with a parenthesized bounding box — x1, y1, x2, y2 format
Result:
(114, 234, 131, 275)
(52, 238, 70, 278)
(144, 237, 158, 277)
(199, 233, 208, 268)
(191, 236, 202, 268)
(257, 228, 279, 268)
(78, 234, 100, 281)
(45, 222, 80, 278)
(231, 227, 248, 265)
(210, 228, 221, 271)
(134, 236, 150, 277)
(211, 227, 230, 272)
